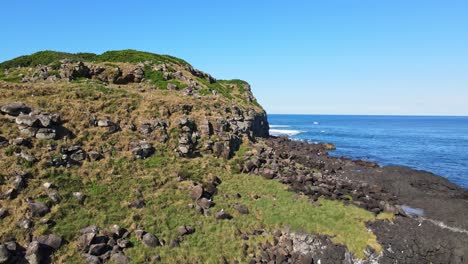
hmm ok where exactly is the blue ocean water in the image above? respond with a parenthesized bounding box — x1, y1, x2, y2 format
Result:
(268, 114, 468, 188)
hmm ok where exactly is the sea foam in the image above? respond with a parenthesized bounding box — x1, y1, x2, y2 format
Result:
(269, 129, 304, 136)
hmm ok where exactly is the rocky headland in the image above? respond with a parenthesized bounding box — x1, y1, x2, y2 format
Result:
(0, 50, 466, 263)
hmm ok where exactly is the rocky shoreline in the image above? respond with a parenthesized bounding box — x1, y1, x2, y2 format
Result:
(241, 136, 468, 263)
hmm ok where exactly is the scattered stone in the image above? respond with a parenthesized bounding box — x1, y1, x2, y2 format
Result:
(89, 243, 110, 256)
(73, 192, 85, 203)
(25, 241, 42, 264)
(28, 201, 50, 217)
(0, 207, 8, 219)
(35, 234, 63, 250)
(17, 218, 33, 229)
(0, 102, 31, 116)
(0, 244, 9, 263)
(190, 185, 204, 200)
(110, 252, 130, 264)
(215, 210, 233, 220)
(177, 225, 195, 236)
(130, 141, 155, 159)
(142, 233, 160, 247)
(233, 204, 249, 214)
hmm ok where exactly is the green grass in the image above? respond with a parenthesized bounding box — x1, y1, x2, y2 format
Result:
(0, 50, 190, 70)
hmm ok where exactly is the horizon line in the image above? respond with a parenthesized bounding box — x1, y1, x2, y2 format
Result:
(268, 113, 468, 117)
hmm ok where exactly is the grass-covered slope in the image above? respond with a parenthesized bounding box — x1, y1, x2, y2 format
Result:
(0, 51, 392, 263)
(0, 50, 188, 69)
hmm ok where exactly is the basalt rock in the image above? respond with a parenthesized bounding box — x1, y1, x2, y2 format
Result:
(130, 141, 155, 159)
(0, 102, 31, 116)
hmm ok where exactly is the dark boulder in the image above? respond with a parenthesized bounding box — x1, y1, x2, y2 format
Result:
(233, 204, 249, 214)
(28, 201, 50, 217)
(142, 233, 160, 247)
(0, 102, 31, 116)
(215, 210, 233, 220)
(177, 225, 195, 236)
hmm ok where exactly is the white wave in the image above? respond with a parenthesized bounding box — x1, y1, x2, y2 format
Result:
(313, 121, 319, 125)
(269, 125, 290, 128)
(269, 129, 304, 136)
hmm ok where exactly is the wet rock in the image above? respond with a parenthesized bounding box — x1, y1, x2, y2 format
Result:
(0, 102, 31, 116)
(142, 233, 160, 247)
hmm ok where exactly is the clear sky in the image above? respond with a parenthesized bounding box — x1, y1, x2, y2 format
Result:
(1, 0, 467, 115)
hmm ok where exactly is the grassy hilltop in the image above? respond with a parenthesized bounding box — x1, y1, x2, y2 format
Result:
(0, 50, 392, 263)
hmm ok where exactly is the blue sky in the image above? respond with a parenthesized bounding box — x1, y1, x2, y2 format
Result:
(1, 0, 467, 115)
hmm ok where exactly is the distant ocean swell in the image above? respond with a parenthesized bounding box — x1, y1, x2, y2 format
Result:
(268, 115, 468, 188)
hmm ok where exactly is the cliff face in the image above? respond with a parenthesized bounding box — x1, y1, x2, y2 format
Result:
(0, 50, 269, 161)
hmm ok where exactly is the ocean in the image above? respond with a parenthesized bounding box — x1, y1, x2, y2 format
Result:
(268, 114, 468, 189)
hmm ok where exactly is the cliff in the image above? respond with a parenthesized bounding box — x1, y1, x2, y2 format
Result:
(0, 50, 466, 264)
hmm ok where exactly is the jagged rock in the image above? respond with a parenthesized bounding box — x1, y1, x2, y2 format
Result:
(130, 141, 155, 159)
(133, 230, 145, 240)
(97, 119, 119, 133)
(28, 201, 50, 217)
(20, 151, 37, 162)
(167, 83, 177, 90)
(0, 102, 31, 116)
(35, 234, 63, 250)
(177, 225, 195, 236)
(88, 151, 103, 161)
(89, 243, 110, 256)
(233, 204, 249, 214)
(0, 244, 9, 263)
(73, 192, 85, 203)
(142, 233, 160, 247)
(190, 185, 204, 200)
(215, 210, 233, 220)
(0, 207, 7, 219)
(0, 189, 16, 200)
(85, 254, 101, 264)
(80, 225, 99, 235)
(0, 136, 8, 148)
(128, 199, 145, 209)
(110, 252, 130, 264)
(35, 128, 56, 139)
(110, 225, 126, 238)
(25, 241, 42, 264)
(17, 218, 32, 229)
(48, 190, 62, 203)
(196, 198, 214, 210)
(77, 233, 96, 251)
(117, 239, 131, 248)
(60, 61, 91, 80)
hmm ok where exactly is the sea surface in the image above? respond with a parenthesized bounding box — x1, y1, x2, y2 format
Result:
(268, 114, 468, 188)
